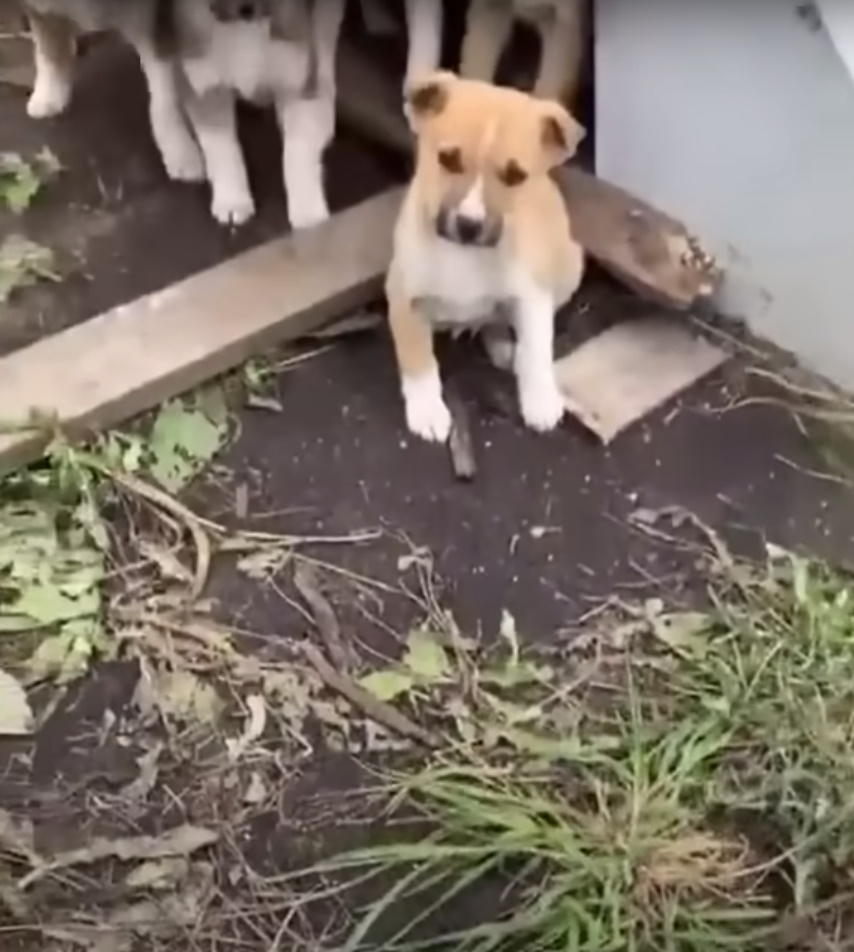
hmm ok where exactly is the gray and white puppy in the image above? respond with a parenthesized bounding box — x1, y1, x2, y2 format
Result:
(20, 0, 346, 229)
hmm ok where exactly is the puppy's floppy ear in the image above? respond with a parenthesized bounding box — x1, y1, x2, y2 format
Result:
(404, 70, 457, 130)
(538, 100, 586, 168)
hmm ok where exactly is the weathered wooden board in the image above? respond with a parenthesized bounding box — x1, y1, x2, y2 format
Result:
(0, 188, 402, 470)
(335, 41, 720, 310)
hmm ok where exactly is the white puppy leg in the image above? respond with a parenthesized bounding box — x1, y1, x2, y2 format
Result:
(513, 286, 565, 432)
(26, 11, 76, 118)
(277, 96, 331, 230)
(404, 0, 444, 84)
(459, 0, 513, 84)
(137, 48, 205, 182)
(184, 87, 254, 226)
(310, 0, 347, 147)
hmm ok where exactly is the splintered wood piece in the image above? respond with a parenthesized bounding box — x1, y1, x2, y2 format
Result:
(335, 40, 720, 310)
(0, 188, 403, 469)
(553, 317, 728, 444)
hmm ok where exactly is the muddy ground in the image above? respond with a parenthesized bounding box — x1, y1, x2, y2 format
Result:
(2, 14, 854, 950)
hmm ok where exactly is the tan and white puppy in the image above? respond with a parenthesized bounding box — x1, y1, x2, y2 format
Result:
(385, 71, 585, 443)
(460, 0, 586, 104)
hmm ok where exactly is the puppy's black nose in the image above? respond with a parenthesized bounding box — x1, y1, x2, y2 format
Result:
(455, 215, 483, 245)
(238, 2, 256, 19)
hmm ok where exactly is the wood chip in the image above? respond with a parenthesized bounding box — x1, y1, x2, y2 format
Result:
(554, 317, 728, 443)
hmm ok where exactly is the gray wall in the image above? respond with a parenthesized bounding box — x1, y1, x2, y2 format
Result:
(595, 0, 854, 388)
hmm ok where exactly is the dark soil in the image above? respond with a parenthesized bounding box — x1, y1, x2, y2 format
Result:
(1, 16, 854, 950)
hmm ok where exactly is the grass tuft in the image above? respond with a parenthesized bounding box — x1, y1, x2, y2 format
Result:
(307, 545, 854, 952)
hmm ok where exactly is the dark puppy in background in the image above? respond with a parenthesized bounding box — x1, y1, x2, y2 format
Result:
(20, 0, 345, 228)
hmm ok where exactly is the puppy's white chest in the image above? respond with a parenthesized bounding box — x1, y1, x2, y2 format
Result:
(183, 21, 309, 101)
(401, 237, 518, 329)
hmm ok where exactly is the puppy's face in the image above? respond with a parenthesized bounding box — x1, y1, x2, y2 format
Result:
(209, 0, 311, 44)
(210, 0, 272, 23)
(404, 72, 585, 248)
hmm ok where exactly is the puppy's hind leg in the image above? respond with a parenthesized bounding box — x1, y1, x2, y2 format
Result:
(136, 46, 205, 182)
(459, 0, 513, 84)
(26, 10, 76, 118)
(184, 87, 255, 226)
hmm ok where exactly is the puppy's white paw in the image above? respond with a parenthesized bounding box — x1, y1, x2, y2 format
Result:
(27, 77, 71, 118)
(520, 381, 566, 433)
(406, 394, 452, 443)
(210, 184, 255, 227)
(288, 193, 330, 231)
(161, 138, 206, 183)
(403, 372, 451, 443)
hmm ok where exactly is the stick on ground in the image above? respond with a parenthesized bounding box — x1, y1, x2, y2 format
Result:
(301, 642, 438, 748)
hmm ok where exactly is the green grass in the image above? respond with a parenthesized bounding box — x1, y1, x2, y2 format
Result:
(300, 545, 854, 952)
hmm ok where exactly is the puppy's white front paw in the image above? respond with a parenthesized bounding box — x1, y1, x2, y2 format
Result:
(27, 77, 71, 118)
(520, 381, 566, 433)
(210, 184, 255, 227)
(403, 371, 451, 443)
(288, 192, 330, 231)
(406, 393, 452, 443)
(161, 138, 206, 183)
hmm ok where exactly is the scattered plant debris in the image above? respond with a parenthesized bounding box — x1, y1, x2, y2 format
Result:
(0, 148, 59, 214)
(0, 234, 57, 303)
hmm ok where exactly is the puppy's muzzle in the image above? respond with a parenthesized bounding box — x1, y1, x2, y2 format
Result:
(435, 207, 503, 248)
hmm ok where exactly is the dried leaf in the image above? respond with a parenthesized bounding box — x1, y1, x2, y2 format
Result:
(154, 670, 223, 725)
(649, 611, 712, 658)
(243, 772, 267, 805)
(0, 669, 33, 735)
(124, 857, 189, 891)
(20, 826, 218, 889)
(226, 694, 266, 760)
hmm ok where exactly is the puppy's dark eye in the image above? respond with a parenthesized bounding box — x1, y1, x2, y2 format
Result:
(438, 148, 464, 174)
(498, 161, 528, 187)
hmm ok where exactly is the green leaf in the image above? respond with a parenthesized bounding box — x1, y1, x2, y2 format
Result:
(9, 584, 98, 628)
(403, 628, 450, 681)
(359, 669, 414, 702)
(147, 398, 227, 492)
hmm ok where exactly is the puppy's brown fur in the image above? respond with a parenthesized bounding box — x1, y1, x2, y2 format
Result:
(386, 72, 585, 442)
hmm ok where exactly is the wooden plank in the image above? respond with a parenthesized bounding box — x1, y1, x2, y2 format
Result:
(0, 188, 403, 470)
(554, 316, 728, 443)
(336, 41, 720, 310)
